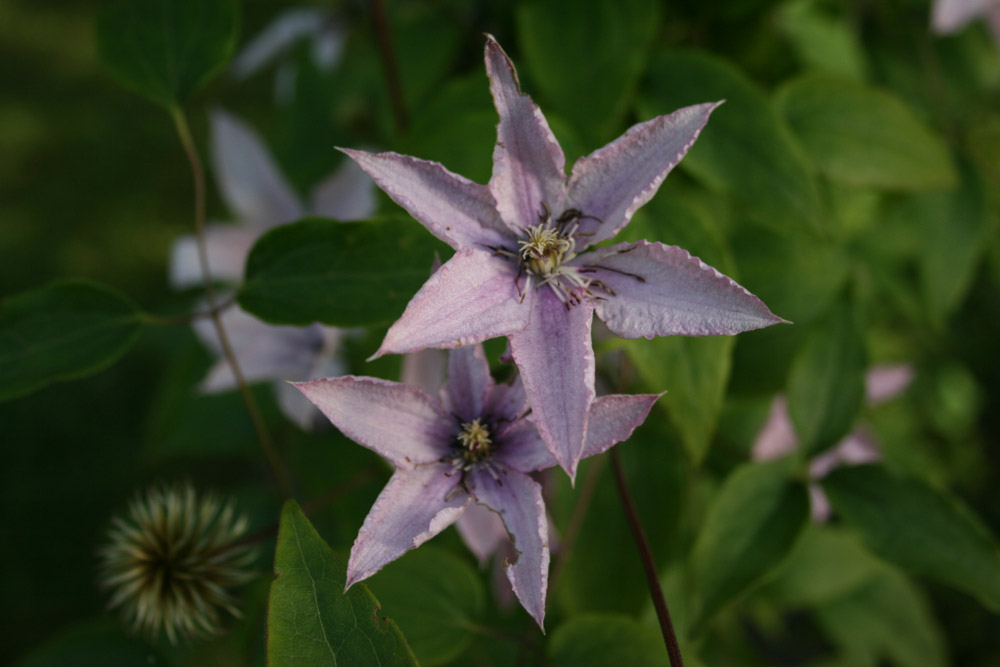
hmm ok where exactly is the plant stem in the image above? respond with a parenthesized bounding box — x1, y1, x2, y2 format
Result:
(170, 106, 289, 497)
(368, 0, 409, 133)
(610, 447, 684, 667)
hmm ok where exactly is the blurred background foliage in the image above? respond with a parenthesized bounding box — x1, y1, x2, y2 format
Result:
(2, 0, 999, 665)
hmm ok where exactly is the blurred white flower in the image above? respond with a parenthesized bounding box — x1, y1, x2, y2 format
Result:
(753, 364, 914, 522)
(931, 0, 1000, 47)
(170, 109, 375, 429)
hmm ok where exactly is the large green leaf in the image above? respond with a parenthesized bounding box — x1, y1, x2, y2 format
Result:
(366, 546, 485, 666)
(639, 50, 823, 231)
(549, 614, 668, 667)
(689, 460, 809, 633)
(822, 465, 1000, 611)
(96, 0, 238, 108)
(267, 501, 418, 667)
(816, 567, 947, 667)
(0, 281, 144, 402)
(776, 74, 957, 190)
(516, 0, 660, 144)
(238, 218, 447, 328)
(786, 298, 867, 453)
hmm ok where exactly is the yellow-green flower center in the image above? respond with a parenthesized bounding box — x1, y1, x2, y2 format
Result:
(518, 224, 573, 278)
(457, 418, 493, 463)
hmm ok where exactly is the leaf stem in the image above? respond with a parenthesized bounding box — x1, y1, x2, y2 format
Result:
(368, 0, 409, 133)
(170, 106, 290, 497)
(610, 447, 684, 667)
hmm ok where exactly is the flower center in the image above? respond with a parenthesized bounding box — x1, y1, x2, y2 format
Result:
(456, 418, 493, 464)
(518, 224, 573, 277)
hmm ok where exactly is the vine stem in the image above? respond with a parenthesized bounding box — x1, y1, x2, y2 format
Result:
(368, 0, 409, 133)
(610, 447, 684, 667)
(170, 106, 290, 497)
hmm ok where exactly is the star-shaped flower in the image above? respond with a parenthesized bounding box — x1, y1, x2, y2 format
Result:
(343, 36, 783, 478)
(169, 109, 375, 428)
(293, 344, 660, 628)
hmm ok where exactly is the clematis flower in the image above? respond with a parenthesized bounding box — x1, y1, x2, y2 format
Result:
(931, 0, 1000, 47)
(169, 109, 375, 429)
(293, 343, 660, 628)
(344, 35, 783, 479)
(753, 364, 915, 521)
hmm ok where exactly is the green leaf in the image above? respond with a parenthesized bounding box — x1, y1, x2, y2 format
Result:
(775, 0, 868, 82)
(639, 50, 823, 231)
(776, 74, 957, 190)
(815, 567, 947, 667)
(267, 500, 418, 667)
(822, 465, 1000, 611)
(96, 0, 238, 108)
(366, 546, 485, 665)
(689, 460, 809, 633)
(0, 281, 144, 402)
(516, 0, 660, 144)
(238, 218, 447, 328)
(786, 298, 867, 453)
(549, 614, 668, 667)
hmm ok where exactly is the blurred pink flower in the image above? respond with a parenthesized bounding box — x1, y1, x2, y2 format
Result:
(931, 0, 1000, 47)
(753, 364, 914, 521)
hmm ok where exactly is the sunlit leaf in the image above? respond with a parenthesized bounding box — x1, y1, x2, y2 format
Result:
(267, 500, 418, 667)
(776, 74, 957, 189)
(689, 460, 809, 633)
(366, 546, 485, 666)
(823, 465, 1000, 612)
(0, 281, 144, 402)
(238, 218, 447, 327)
(96, 0, 238, 107)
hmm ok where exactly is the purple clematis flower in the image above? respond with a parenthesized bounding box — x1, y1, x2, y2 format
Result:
(343, 36, 783, 479)
(293, 343, 660, 628)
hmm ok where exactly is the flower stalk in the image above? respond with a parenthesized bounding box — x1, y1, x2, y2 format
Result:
(169, 106, 289, 497)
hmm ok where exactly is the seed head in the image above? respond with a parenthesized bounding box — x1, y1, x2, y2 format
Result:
(98, 484, 258, 644)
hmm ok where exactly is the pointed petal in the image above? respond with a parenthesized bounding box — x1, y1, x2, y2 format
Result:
(309, 157, 377, 221)
(565, 102, 722, 245)
(443, 344, 494, 422)
(347, 466, 469, 587)
(375, 250, 532, 357)
(498, 393, 660, 473)
(508, 289, 595, 479)
(484, 35, 567, 232)
(293, 376, 454, 466)
(340, 148, 512, 250)
(485, 373, 528, 423)
(580, 240, 784, 339)
(580, 393, 662, 458)
(169, 225, 257, 288)
(469, 467, 549, 629)
(193, 306, 324, 391)
(275, 380, 322, 430)
(751, 396, 799, 461)
(210, 109, 303, 226)
(455, 502, 509, 565)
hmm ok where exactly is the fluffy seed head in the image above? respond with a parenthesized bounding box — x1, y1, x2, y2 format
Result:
(98, 484, 258, 644)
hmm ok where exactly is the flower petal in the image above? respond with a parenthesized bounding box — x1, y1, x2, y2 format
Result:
(275, 380, 323, 431)
(484, 35, 567, 232)
(293, 376, 454, 466)
(231, 8, 333, 79)
(469, 466, 549, 629)
(751, 395, 799, 461)
(565, 102, 721, 245)
(865, 364, 914, 405)
(508, 289, 595, 480)
(347, 466, 469, 588)
(210, 109, 304, 227)
(309, 157, 377, 221)
(497, 393, 660, 473)
(375, 250, 532, 357)
(169, 225, 257, 288)
(339, 148, 512, 250)
(580, 393, 662, 459)
(485, 373, 528, 423)
(455, 502, 509, 565)
(931, 0, 992, 33)
(193, 306, 324, 391)
(580, 240, 785, 339)
(401, 348, 447, 396)
(443, 344, 494, 422)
